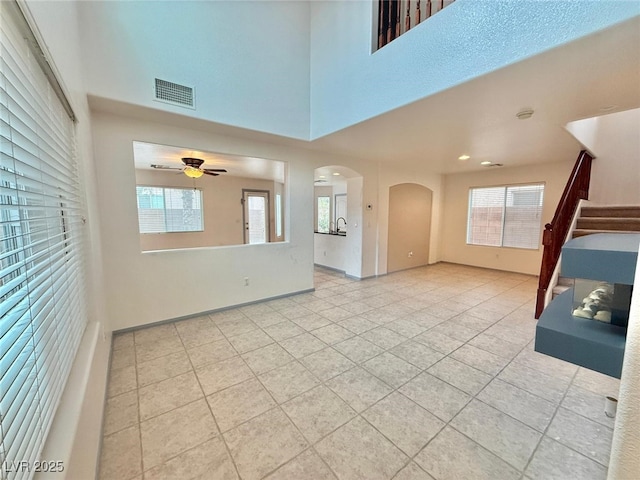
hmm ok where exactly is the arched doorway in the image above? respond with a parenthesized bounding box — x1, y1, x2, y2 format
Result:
(387, 183, 432, 273)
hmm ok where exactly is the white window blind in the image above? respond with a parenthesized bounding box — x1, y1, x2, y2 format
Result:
(467, 184, 544, 249)
(1, 3, 87, 480)
(136, 186, 203, 233)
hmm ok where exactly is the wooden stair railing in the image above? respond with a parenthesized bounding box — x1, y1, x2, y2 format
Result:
(535, 150, 594, 319)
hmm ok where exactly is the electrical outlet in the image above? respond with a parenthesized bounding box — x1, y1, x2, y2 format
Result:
(244, 277, 249, 286)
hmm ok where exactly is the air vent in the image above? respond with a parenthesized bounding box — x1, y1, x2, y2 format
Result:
(154, 78, 195, 109)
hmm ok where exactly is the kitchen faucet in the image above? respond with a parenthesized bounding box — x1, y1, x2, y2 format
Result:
(337, 217, 347, 232)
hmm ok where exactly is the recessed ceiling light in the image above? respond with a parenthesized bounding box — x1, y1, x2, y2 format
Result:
(332, 172, 340, 176)
(516, 108, 534, 120)
(458, 155, 470, 161)
(480, 161, 492, 165)
(319, 175, 326, 179)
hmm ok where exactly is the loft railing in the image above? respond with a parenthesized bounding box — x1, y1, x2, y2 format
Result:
(377, 0, 456, 50)
(535, 150, 594, 319)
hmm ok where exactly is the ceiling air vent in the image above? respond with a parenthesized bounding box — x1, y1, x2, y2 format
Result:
(154, 78, 195, 109)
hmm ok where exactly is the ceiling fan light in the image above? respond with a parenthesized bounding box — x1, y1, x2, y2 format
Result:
(184, 166, 204, 178)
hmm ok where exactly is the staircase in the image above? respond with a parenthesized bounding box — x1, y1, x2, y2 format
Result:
(551, 206, 640, 300)
(573, 206, 640, 237)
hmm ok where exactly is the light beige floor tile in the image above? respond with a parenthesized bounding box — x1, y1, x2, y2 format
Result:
(467, 332, 523, 359)
(280, 304, 314, 320)
(450, 312, 498, 331)
(174, 315, 225, 349)
(224, 408, 308, 480)
(227, 328, 274, 354)
(195, 355, 254, 395)
(136, 350, 192, 387)
(311, 324, 354, 345)
(390, 340, 444, 370)
(416, 426, 520, 480)
(361, 327, 407, 350)
(450, 344, 509, 376)
(301, 347, 355, 381)
(573, 367, 620, 397)
(216, 317, 258, 337)
(427, 357, 492, 396)
(259, 361, 320, 403)
(413, 331, 463, 355)
(319, 306, 355, 322)
(392, 462, 435, 480)
(280, 333, 327, 359)
(135, 335, 185, 364)
(402, 311, 445, 329)
(241, 343, 295, 375)
(561, 384, 616, 428)
(263, 320, 305, 341)
(140, 399, 218, 470)
(139, 371, 203, 421)
(187, 338, 237, 369)
(498, 361, 570, 404)
(291, 314, 333, 331)
(399, 372, 470, 422)
(525, 437, 607, 480)
(547, 407, 613, 466)
(264, 449, 336, 480)
(207, 377, 276, 432)
(384, 319, 427, 338)
(134, 323, 179, 345)
(99, 425, 142, 480)
(478, 379, 556, 432)
(282, 385, 356, 444)
(107, 365, 137, 398)
(315, 416, 408, 480)
(325, 367, 392, 412)
(249, 310, 288, 328)
(362, 392, 444, 456)
(143, 437, 238, 480)
(340, 300, 376, 315)
(333, 336, 384, 364)
(430, 322, 478, 342)
(112, 332, 134, 351)
(111, 345, 135, 370)
(337, 316, 379, 334)
(103, 390, 138, 436)
(362, 352, 421, 388)
(450, 399, 541, 470)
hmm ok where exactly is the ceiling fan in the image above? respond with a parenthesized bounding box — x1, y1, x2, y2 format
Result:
(150, 157, 227, 179)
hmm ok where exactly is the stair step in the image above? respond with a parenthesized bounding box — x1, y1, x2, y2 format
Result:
(576, 217, 640, 231)
(573, 229, 640, 238)
(552, 284, 571, 297)
(556, 277, 575, 287)
(580, 206, 640, 218)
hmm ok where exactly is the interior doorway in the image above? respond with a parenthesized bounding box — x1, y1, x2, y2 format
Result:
(387, 183, 432, 273)
(243, 190, 270, 244)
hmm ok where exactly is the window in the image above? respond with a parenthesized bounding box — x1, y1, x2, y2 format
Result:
(317, 196, 330, 233)
(275, 193, 282, 238)
(467, 184, 544, 249)
(1, 2, 87, 477)
(136, 186, 203, 233)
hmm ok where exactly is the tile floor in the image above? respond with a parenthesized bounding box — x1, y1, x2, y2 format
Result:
(99, 263, 620, 480)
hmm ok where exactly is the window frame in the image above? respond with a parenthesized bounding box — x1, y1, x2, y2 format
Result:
(466, 183, 545, 250)
(136, 185, 204, 234)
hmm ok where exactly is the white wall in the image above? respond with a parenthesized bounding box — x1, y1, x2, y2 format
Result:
(309, 0, 640, 138)
(78, 0, 311, 140)
(566, 108, 640, 205)
(376, 165, 443, 275)
(90, 107, 381, 330)
(20, 1, 110, 479)
(441, 161, 574, 275)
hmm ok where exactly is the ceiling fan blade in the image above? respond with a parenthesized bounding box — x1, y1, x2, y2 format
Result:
(150, 164, 181, 170)
(202, 168, 227, 173)
(203, 171, 219, 176)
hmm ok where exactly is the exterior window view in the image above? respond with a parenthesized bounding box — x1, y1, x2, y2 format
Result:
(1, 1, 639, 480)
